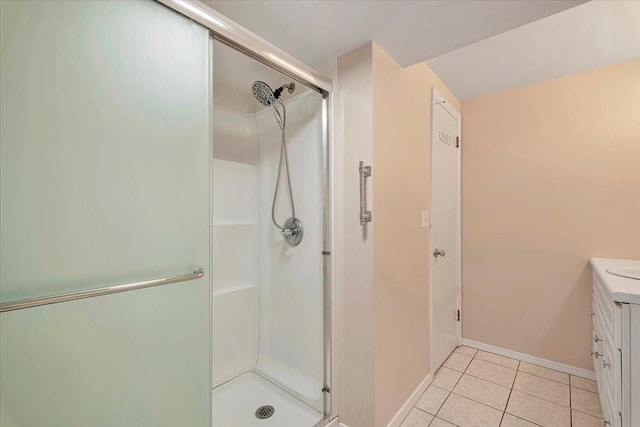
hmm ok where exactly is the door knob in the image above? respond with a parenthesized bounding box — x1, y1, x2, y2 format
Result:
(433, 248, 446, 258)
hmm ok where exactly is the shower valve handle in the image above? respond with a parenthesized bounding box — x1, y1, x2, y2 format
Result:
(281, 228, 295, 237)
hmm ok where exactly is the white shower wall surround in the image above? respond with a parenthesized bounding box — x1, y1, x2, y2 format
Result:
(212, 90, 324, 412)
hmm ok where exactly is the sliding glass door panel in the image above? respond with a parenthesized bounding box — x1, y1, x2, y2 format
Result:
(0, 1, 212, 425)
(0, 283, 210, 427)
(0, 0, 210, 301)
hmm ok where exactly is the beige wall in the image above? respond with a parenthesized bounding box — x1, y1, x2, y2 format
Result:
(336, 43, 376, 427)
(336, 42, 459, 427)
(461, 59, 640, 370)
(372, 45, 459, 426)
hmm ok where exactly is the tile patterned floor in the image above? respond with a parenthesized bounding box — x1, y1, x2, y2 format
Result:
(401, 346, 603, 427)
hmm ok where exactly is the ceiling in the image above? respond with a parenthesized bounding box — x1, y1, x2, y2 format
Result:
(428, 1, 640, 99)
(204, 0, 640, 100)
(203, 0, 584, 68)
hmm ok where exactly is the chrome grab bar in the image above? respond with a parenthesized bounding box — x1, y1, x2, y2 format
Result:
(359, 161, 372, 225)
(0, 268, 204, 313)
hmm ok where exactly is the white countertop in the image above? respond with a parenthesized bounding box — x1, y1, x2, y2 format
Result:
(590, 257, 640, 304)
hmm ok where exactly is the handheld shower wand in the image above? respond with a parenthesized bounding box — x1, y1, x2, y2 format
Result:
(251, 81, 302, 246)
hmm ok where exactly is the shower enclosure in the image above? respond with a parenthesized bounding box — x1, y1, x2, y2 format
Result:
(210, 40, 329, 426)
(0, 1, 332, 426)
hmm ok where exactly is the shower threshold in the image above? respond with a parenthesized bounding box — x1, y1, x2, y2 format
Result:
(212, 372, 322, 427)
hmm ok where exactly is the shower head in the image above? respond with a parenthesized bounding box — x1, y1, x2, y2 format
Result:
(252, 81, 275, 106)
(252, 81, 296, 106)
(273, 82, 295, 100)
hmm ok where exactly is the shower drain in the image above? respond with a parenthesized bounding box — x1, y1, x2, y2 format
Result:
(255, 405, 275, 420)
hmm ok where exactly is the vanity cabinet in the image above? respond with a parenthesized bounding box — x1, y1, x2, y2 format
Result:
(591, 258, 640, 427)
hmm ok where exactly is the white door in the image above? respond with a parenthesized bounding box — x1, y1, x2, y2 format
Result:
(430, 88, 461, 373)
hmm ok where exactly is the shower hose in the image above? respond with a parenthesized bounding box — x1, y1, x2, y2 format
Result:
(270, 98, 296, 231)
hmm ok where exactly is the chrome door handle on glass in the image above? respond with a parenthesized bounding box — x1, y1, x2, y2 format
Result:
(359, 161, 372, 225)
(433, 248, 446, 258)
(0, 268, 204, 313)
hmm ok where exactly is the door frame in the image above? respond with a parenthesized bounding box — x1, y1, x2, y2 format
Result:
(428, 87, 462, 374)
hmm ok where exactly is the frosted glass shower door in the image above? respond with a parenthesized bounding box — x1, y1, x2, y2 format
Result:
(0, 1, 211, 426)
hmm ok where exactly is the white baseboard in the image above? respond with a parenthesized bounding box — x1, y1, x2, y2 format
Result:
(336, 373, 432, 427)
(323, 417, 339, 427)
(386, 373, 433, 427)
(337, 373, 432, 427)
(461, 338, 596, 381)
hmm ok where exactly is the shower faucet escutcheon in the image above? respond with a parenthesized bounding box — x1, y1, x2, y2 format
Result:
(281, 217, 303, 246)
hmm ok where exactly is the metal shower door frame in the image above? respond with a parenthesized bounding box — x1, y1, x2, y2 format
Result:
(155, 1, 335, 424)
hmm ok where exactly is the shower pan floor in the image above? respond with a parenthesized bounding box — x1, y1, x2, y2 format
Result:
(212, 372, 322, 427)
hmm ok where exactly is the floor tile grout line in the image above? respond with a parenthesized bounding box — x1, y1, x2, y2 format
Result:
(569, 383, 573, 427)
(468, 347, 593, 388)
(511, 360, 520, 387)
(453, 347, 477, 358)
(569, 375, 598, 391)
(438, 351, 509, 425)
(571, 407, 605, 420)
(432, 379, 454, 420)
(454, 351, 575, 407)
(504, 411, 546, 427)
(449, 389, 508, 413)
(570, 384, 599, 393)
(433, 349, 475, 423)
(435, 348, 600, 426)
(513, 365, 578, 409)
(475, 351, 521, 370)
(517, 364, 572, 385)
(418, 386, 462, 418)
(409, 402, 438, 425)
(442, 352, 474, 372)
(454, 371, 513, 390)
(508, 387, 573, 409)
(517, 368, 573, 386)
(472, 355, 520, 371)
(497, 359, 520, 426)
(460, 369, 516, 389)
(470, 347, 576, 385)
(413, 406, 436, 419)
(464, 349, 570, 425)
(500, 385, 513, 427)
(569, 385, 600, 396)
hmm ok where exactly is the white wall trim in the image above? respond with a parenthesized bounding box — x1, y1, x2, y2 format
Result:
(322, 416, 339, 427)
(336, 373, 433, 427)
(462, 338, 596, 381)
(386, 373, 433, 427)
